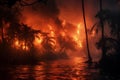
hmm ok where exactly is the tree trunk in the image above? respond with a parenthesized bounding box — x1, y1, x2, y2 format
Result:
(99, 0, 106, 62)
(1, 25, 4, 44)
(81, 0, 92, 63)
(1, 20, 5, 45)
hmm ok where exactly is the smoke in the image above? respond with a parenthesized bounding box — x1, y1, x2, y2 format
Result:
(20, 0, 119, 61)
(56, 0, 101, 60)
(20, 0, 84, 58)
(20, 0, 96, 60)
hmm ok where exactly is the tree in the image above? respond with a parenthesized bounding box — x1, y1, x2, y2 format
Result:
(0, 6, 21, 54)
(81, 0, 92, 63)
(99, 0, 106, 63)
(41, 32, 55, 53)
(92, 0, 120, 65)
(7, 23, 40, 51)
(19, 24, 40, 51)
(91, 0, 107, 63)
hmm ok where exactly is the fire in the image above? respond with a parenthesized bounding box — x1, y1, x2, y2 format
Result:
(12, 22, 85, 52)
(50, 31, 55, 37)
(14, 39, 29, 51)
(22, 45, 29, 51)
(34, 34, 43, 49)
(77, 24, 80, 34)
(35, 38, 42, 44)
(15, 40, 19, 47)
(48, 24, 55, 37)
(78, 41, 83, 48)
(72, 23, 84, 48)
(62, 20, 66, 27)
(91, 30, 95, 37)
(61, 31, 66, 37)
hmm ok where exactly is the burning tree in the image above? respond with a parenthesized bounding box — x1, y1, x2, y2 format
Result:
(7, 23, 40, 51)
(0, 0, 91, 64)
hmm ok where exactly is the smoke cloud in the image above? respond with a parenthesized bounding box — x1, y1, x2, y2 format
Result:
(20, 0, 119, 61)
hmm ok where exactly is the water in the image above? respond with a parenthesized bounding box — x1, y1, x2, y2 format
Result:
(0, 57, 107, 80)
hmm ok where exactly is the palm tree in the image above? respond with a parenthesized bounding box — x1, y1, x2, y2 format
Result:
(41, 33, 55, 53)
(81, 0, 92, 63)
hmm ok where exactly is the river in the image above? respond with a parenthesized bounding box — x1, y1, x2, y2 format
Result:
(0, 57, 116, 80)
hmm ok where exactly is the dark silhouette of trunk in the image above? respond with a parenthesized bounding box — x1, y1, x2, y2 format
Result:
(1, 25, 4, 43)
(99, 0, 106, 62)
(81, 0, 92, 63)
(1, 20, 4, 44)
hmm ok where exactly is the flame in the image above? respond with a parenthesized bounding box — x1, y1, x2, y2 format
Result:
(61, 31, 66, 37)
(78, 41, 83, 48)
(34, 34, 43, 45)
(91, 30, 95, 37)
(35, 38, 42, 44)
(77, 24, 80, 34)
(62, 20, 66, 27)
(48, 24, 55, 37)
(12, 22, 85, 52)
(72, 23, 84, 48)
(22, 45, 29, 51)
(14, 39, 29, 51)
(15, 40, 19, 47)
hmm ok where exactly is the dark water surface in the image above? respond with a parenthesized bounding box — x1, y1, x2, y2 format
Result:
(0, 57, 115, 80)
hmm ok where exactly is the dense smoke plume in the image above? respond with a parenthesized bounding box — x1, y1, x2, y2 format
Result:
(19, 0, 119, 61)
(20, 0, 99, 61)
(21, 0, 84, 58)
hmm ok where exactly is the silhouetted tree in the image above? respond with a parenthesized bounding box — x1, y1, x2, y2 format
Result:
(92, 0, 120, 70)
(98, 0, 106, 63)
(91, 0, 107, 63)
(41, 33, 55, 53)
(0, 5, 20, 49)
(81, 0, 92, 63)
(19, 24, 40, 50)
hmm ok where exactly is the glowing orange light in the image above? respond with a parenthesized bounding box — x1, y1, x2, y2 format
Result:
(61, 31, 66, 37)
(50, 31, 55, 37)
(14, 39, 29, 51)
(36, 38, 42, 44)
(15, 40, 19, 46)
(62, 20, 66, 27)
(73, 36, 78, 41)
(78, 41, 83, 48)
(72, 23, 83, 48)
(22, 45, 29, 51)
(34, 33, 43, 46)
(48, 24, 52, 29)
(91, 30, 95, 37)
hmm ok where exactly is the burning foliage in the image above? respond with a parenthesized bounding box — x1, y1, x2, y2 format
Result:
(0, 0, 98, 64)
